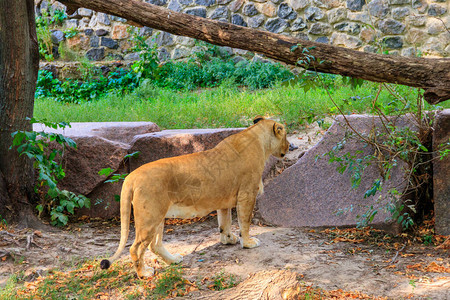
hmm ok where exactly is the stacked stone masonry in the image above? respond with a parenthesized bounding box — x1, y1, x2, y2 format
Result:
(38, 0, 449, 65)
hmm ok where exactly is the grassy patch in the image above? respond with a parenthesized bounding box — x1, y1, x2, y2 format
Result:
(34, 80, 448, 130)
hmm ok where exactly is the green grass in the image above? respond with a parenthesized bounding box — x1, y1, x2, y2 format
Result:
(34, 79, 449, 130)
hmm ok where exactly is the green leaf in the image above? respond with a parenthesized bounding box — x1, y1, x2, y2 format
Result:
(98, 168, 115, 177)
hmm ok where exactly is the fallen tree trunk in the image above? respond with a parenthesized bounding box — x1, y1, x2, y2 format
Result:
(58, 0, 450, 104)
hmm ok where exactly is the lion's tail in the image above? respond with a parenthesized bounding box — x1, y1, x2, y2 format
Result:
(100, 177, 133, 270)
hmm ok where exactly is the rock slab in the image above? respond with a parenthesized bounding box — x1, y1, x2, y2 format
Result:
(433, 109, 450, 235)
(258, 115, 420, 232)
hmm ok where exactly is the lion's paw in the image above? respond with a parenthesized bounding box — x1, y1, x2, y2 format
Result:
(240, 237, 261, 249)
(220, 232, 239, 245)
(137, 266, 155, 278)
(169, 253, 183, 264)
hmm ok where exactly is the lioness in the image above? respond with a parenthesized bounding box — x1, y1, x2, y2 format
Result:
(100, 116, 289, 277)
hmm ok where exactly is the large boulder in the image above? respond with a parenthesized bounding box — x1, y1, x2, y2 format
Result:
(433, 109, 450, 235)
(258, 114, 420, 232)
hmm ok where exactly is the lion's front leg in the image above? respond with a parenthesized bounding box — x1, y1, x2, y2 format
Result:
(236, 190, 260, 249)
(217, 208, 238, 245)
(150, 221, 183, 264)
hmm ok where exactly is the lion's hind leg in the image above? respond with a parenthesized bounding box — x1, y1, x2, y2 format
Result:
(150, 221, 183, 264)
(130, 227, 155, 278)
(218, 208, 238, 245)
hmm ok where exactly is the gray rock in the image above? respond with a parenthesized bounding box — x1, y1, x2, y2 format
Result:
(271, 0, 283, 3)
(230, 0, 244, 12)
(308, 22, 332, 35)
(291, 18, 307, 31)
(146, 0, 168, 5)
(278, 3, 297, 20)
(63, 19, 78, 29)
(334, 22, 361, 35)
(347, 0, 365, 11)
(171, 46, 190, 60)
(158, 47, 171, 61)
(401, 47, 416, 57)
(390, 0, 409, 4)
(168, 0, 182, 12)
(86, 47, 105, 61)
(51, 30, 65, 44)
(433, 109, 450, 235)
(363, 45, 377, 53)
(383, 36, 403, 49)
(232, 14, 247, 27)
(265, 17, 289, 33)
(155, 31, 175, 46)
(428, 4, 447, 16)
(248, 15, 265, 28)
(295, 32, 310, 40)
(315, 36, 329, 43)
(407, 16, 426, 27)
(97, 13, 111, 26)
(101, 37, 119, 49)
(379, 18, 405, 35)
(305, 7, 324, 21)
(392, 7, 410, 20)
(328, 8, 347, 24)
(289, 0, 310, 10)
(129, 129, 243, 170)
(243, 3, 259, 17)
(84, 29, 94, 36)
(95, 29, 109, 36)
(90, 35, 99, 47)
(218, 0, 232, 4)
(124, 52, 141, 61)
(139, 26, 153, 37)
(185, 7, 207, 18)
(367, 0, 389, 18)
(331, 32, 362, 48)
(347, 12, 371, 24)
(258, 115, 418, 232)
(210, 7, 229, 19)
(78, 8, 93, 17)
(195, 0, 216, 6)
(111, 16, 127, 22)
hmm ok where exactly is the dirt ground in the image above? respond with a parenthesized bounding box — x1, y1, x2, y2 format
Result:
(1, 123, 449, 299)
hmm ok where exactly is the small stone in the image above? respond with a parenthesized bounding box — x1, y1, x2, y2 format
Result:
(97, 13, 111, 26)
(78, 8, 92, 17)
(295, 32, 310, 40)
(363, 45, 377, 53)
(248, 15, 265, 28)
(124, 52, 140, 61)
(146, 0, 168, 5)
(390, 0, 409, 4)
(308, 22, 332, 35)
(401, 47, 416, 57)
(171, 47, 190, 60)
(427, 19, 445, 35)
(359, 27, 375, 43)
(95, 29, 109, 36)
(289, 0, 310, 10)
(230, 0, 244, 12)
(210, 7, 229, 19)
(423, 37, 444, 55)
(111, 16, 127, 22)
(270, 0, 283, 3)
(111, 24, 129, 40)
(232, 14, 247, 27)
(265, 17, 289, 33)
(168, 0, 182, 12)
(379, 18, 405, 35)
(315, 36, 329, 43)
(101, 37, 119, 49)
(305, 7, 324, 21)
(90, 35, 99, 47)
(407, 16, 426, 27)
(86, 48, 105, 61)
(195, 0, 216, 6)
(158, 47, 171, 61)
(383, 36, 403, 49)
(51, 30, 65, 44)
(232, 56, 247, 64)
(88, 14, 98, 27)
(218, 0, 232, 4)
(347, 12, 371, 24)
(405, 28, 428, 44)
(155, 31, 174, 46)
(64, 19, 78, 29)
(331, 32, 362, 48)
(66, 35, 89, 51)
(367, 0, 389, 18)
(347, 0, 365, 11)
(291, 18, 307, 31)
(392, 7, 410, 20)
(334, 22, 361, 34)
(185, 7, 207, 18)
(84, 29, 94, 36)
(278, 3, 297, 20)
(328, 8, 347, 24)
(243, 3, 259, 17)
(428, 4, 447, 16)
(176, 36, 195, 47)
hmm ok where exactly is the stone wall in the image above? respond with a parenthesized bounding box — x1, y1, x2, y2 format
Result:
(38, 0, 449, 65)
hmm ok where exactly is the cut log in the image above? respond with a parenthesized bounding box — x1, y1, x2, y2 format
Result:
(57, 0, 450, 104)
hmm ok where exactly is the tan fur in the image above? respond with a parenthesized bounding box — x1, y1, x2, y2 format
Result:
(103, 117, 289, 277)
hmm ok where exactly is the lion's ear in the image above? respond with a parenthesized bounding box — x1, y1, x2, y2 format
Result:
(253, 116, 265, 124)
(273, 122, 284, 137)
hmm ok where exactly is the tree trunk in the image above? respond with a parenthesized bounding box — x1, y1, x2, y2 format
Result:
(58, 0, 450, 104)
(0, 0, 40, 225)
